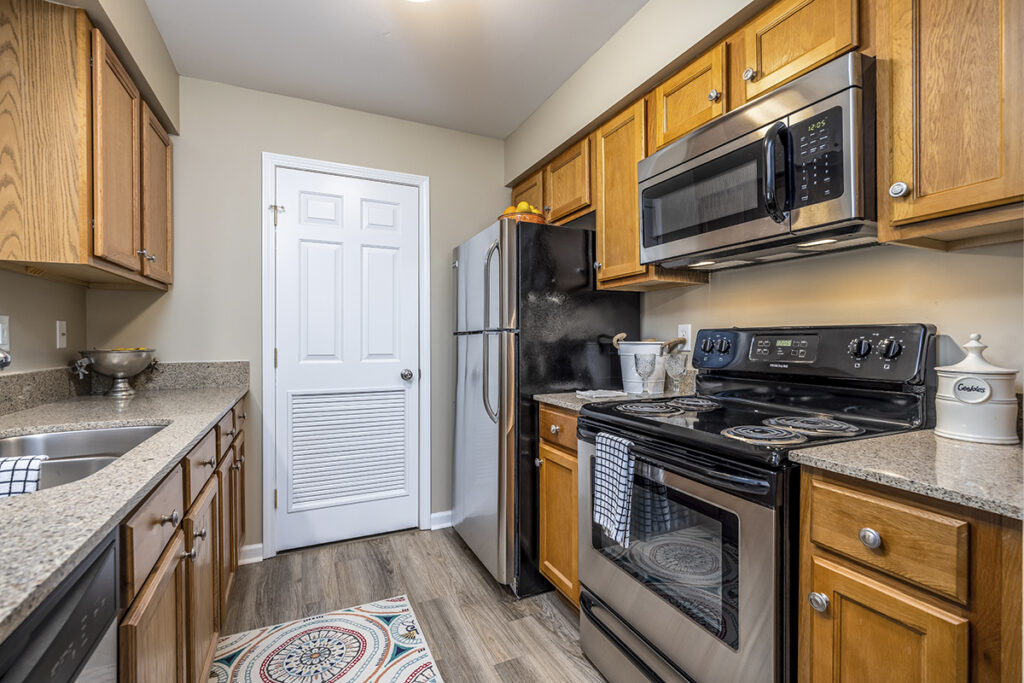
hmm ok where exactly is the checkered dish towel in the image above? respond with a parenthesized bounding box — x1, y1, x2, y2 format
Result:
(593, 432, 635, 548)
(0, 456, 48, 496)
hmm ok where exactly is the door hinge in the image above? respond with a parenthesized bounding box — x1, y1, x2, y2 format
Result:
(274, 489, 278, 508)
(274, 347, 278, 368)
(268, 204, 286, 227)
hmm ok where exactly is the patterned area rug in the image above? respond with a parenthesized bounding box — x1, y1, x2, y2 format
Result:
(210, 595, 443, 682)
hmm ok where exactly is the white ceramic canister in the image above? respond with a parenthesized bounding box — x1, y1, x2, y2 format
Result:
(934, 333, 1019, 444)
(616, 340, 666, 394)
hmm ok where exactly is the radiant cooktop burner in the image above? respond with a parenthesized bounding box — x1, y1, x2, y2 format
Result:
(615, 402, 685, 417)
(668, 397, 722, 412)
(763, 415, 865, 436)
(720, 425, 808, 445)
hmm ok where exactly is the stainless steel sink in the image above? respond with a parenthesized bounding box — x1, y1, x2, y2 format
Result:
(0, 426, 164, 489)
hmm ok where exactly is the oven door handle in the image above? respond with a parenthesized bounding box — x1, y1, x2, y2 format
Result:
(763, 120, 789, 224)
(633, 450, 772, 498)
(580, 592, 697, 683)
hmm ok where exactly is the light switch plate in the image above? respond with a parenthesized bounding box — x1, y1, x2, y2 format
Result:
(677, 324, 692, 350)
(0, 315, 9, 351)
(56, 320, 67, 349)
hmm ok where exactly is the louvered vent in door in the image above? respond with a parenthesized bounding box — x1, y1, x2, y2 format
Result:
(288, 390, 407, 511)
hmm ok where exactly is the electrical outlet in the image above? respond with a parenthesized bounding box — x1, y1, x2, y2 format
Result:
(56, 320, 67, 349)
(0, 315, 9, 351)
(677, 324, 692, 350)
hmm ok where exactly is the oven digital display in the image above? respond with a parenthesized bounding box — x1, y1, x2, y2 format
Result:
(750, 335, 819, 362)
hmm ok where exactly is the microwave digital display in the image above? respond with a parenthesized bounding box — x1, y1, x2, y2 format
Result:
(792, 106, 845, 209)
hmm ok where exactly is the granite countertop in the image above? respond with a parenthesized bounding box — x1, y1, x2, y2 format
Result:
(791, 430, 1023, 519)
(0, 387, 246, 642)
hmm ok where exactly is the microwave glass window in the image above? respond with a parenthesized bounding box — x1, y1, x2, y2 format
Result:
(642, 140, 769, 247)
(592, 460, 741, 649)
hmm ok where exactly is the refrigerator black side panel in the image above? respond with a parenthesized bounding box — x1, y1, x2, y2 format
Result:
(512, 220, 642, 598)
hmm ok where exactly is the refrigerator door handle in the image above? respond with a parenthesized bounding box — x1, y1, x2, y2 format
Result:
(481, 333, 498, 423)
(483, 239, 499, 331)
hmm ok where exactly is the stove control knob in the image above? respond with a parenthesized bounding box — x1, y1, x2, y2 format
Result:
(879, 338, 903, 360)
(700, 338, 716, 353)
(848, 338, 872, 359)
(716, 338, 731, 353)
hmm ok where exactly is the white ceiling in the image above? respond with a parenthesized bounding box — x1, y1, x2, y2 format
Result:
(144, 0, 649, 139)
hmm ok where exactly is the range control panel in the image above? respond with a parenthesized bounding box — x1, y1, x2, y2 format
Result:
(692, 325, 935, 384)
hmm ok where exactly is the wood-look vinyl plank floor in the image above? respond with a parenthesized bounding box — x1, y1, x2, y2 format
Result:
(221, 527, 604, 682)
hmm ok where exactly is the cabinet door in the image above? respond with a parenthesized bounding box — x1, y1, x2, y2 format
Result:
(883, 0, 1022, 226)
(216, 448, 236, 616)
(741, 0, 857, 102)
(92, 28, 141, 271)
(184, 480, 219, 683)
(119, 531, 187, 683)
(232, 434, 246, 552)
(596, 100, 647, 282)
(806, 556, 968, 682)
(538, 441, 579, 604)
(510, 170, 543, 213)
(140, 101, 173, 283)
(544, 137, 592, 222)
(653, 43, 727, 149)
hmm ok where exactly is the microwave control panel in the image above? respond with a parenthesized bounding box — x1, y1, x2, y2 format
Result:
(792, 106, 844, 208)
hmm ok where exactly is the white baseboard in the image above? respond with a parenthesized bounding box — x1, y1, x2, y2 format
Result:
(430, 510, 452, 530)
(238, 543, 264, 565)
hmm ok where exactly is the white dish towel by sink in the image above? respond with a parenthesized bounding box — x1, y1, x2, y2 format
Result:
(0, 456, 48, 496)
(593, 432, 634, 548)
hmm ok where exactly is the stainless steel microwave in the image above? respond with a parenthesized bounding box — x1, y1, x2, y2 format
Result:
(639, 53, 875, 271)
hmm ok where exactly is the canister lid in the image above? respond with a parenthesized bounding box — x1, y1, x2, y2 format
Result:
(935, 334, 1017, 375)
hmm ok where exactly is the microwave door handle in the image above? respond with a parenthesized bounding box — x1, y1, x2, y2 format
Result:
(763, 121, 788, 224)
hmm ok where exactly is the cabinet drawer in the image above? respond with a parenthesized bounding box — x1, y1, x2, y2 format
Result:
(183, 430, 217, 506)
(122, 465, 185, 604)
(233, 398, 247, 432)
(809, 479, 969, 602)
(539, 405, 578, 452)
(216, 410, 236, 459)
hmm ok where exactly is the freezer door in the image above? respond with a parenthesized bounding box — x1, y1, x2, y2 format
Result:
(453, 220, 517, 332)
(453, 331, 508, 582)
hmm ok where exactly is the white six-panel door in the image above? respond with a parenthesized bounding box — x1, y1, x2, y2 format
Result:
(274, 166, 420, 550)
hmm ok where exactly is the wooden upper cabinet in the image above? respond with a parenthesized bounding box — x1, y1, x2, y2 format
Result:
(120, 531, 187, 683)
(544, 136, 593, 222)
(141, 101, 173, 284)
(741, 0, 858, 102)
(538, 441, 579, 605)
(92, 28, 141, 272)
(880, 0, 1022, 230)
(510, 170, 543, 214)
(654, 43, 728, 149)
(596, 100, 647, 282)
(806, 556, 968, 682)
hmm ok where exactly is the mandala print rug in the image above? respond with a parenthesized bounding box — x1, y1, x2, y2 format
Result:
(210, 595, 443, 683)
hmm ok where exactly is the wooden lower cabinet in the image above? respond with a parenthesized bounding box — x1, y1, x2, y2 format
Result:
(233, 434, 246, 547)
(538, 441, 579, 605)
(119, 531, 187, 683)
(184, 480, 220, 683)
(217, 445, 237, 616)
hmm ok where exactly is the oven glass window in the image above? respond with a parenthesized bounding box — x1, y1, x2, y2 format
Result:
(593, 462, 741, 649)
(641, 139, 767, 247)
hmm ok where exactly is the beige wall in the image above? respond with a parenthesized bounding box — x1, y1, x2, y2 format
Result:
(504, 0, 757, 183)
(644, 243, 1024, 390)
(87, 77, 507, 544)
(0, 269, 87, 372)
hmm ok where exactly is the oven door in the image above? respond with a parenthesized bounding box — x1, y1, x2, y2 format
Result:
(639, 120, 791, 265)
(578, 439, 780, 682)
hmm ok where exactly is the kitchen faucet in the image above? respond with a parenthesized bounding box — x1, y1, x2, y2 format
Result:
(0, 349, 11, 370)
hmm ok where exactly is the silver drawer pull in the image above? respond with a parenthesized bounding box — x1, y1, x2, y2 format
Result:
(201, 457, 216, 468)
(181, 549, 197, 560)
(223, 428, 237, 438)
(239, 455, 245, 464)
(231, 462, 241, 471)
(238, 411, 247, 421)
(550, 424, 561, 435)
(193, 528, 207, 540)
(808, 592, 830, 613)
(534, 458, 543, 467)
(160, 510, 179, 526)
(858, 527, 882, 549)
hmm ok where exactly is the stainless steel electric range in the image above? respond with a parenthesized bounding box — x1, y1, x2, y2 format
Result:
(577, 324, 936, 682)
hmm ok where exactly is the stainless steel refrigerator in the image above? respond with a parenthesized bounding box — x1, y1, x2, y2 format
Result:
(452, 216, 641, 597)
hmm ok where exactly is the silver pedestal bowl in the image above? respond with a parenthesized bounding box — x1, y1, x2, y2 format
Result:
(75, 349, 157, 398)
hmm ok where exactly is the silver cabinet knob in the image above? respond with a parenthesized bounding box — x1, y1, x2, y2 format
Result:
(239, 455, 245, 465)
(707, 88, 722, 102)
(593, 261, 602, 270)
(223, 429, 237, 439)
(808, 592, 830, 613)
(160, 510, 180, 526)
(859, 527, 883, 549)
(544, 206, 551, 212)
(401, 369, 414, 381)
(181, 549, 197, 560)
(534, 458, 543, 467)
(231, 462, 241, 471)
(550, 424, 561, 435)
(239, 411, 247, 421)
(742, 67, 757, 81)
(888, 181, 909, 198)
(201, 457, 216, 468)
(136, 249, 156, 262)
(194, 528, 207, 540)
